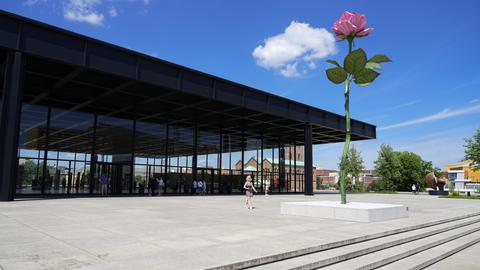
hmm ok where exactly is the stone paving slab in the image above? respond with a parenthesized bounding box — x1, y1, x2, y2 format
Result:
(0, 193, 479, 269)
(424, 238, 480, 270)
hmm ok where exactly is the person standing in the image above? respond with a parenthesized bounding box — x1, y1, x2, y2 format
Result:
(100, 174, 108, 196)
(197, 179, 203, 195)
(243, 175, 257, 209)
(202, 179, 207, 195)
(264, 179, 270, 196)
(148, 177, 154, 196)
(75, 172, 81, 193)
(411, 183, 416, 195)
(193, 179, 198, 195)
(153, 177, 160, 196)
(159, 177, 165, 196)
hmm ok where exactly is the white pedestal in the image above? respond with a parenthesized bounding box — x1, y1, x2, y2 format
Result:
(281, 201, 408, 222)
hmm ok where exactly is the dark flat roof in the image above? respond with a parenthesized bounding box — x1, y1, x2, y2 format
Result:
(0, 9, 375, 151)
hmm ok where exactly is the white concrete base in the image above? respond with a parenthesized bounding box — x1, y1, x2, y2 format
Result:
(281, 201, 408, 222)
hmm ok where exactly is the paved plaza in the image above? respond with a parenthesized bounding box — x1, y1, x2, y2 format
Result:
(1, 193, 480, 269)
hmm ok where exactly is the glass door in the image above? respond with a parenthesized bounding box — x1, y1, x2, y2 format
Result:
(95, 162, 131, 194)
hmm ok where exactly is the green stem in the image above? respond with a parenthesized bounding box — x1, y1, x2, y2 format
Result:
(339, 38, 353, 204)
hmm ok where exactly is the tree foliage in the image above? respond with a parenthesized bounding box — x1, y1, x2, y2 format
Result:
(465, 128, 480, 171)
(373, 144, 433, 191)
(373, 144, 401, 191)
(18, 159, 43, 186)
(339, 145, 365, 191)
(397, 152, 431, 190)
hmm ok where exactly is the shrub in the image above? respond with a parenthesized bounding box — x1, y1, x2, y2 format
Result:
(353, 181, 366, 192)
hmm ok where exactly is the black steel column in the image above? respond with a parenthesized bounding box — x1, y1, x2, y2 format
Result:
(241, 133, 245, 186)
(67, 161, 72, 194)
(289, 144, 292, 192)
(164, 124, 170, 192)
(279, 143, 285, 193)
(192, 125, 198, 183)
(41, 105, 51, 194)
(0, 52, 25, 201)
(304, 123, 313, 195)
(260, 136, 264, 193)
(271, 145, 274, 192)
(89, 114, 97, 194)
(218, 130, 223, 194)
(129, 119, 136, 195)
(293, 143, 297, 193)
(228, 135, 232, 194)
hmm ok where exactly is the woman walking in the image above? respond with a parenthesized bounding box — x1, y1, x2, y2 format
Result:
(243, 175, 257, 210)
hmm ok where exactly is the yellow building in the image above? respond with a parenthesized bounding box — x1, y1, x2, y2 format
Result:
(444, 160, 480, 182)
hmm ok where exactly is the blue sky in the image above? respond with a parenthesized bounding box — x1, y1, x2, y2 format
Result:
(2, 0, 480, 169)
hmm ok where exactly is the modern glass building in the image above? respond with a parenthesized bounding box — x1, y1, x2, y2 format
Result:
(0, 11, 376, 201)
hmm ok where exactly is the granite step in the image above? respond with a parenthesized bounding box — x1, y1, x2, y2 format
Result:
(320, 222, 480, 270)
(205, 212, 480, 270)
(253, 216, 480, 270)
(380, 231, 480, 270)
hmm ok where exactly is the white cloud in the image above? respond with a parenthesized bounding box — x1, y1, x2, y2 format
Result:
(378, 103, 480, 131)
(252, 21, 336, 78)
(470, 99, 479, 104)
(395, 129, 468, 167)
(64, 0, 104, 26)
(108, 6, 117, 17)
(24, 0, 46, 6)
(128, 0, 151, 5)
(280, 62, 300, 78)
(390, 99, 422, 110)
(26, 0, 151, 26)
(451, 79, 480, 91)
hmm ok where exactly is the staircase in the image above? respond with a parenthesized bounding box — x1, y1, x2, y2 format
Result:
(206, 212, 480, 270)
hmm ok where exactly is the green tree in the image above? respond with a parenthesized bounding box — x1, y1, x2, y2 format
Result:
(465, 128, 480, 170)
(421, 160, 434, 175)
(396, 151, 427, 191)
(18, 160, 43, 186)
(432, 167, 443, 178)
(373, 145, 434, 192)
(135, 175, 144, 185)
(374, 144, 401, 191)
(339, 145, 364, 191)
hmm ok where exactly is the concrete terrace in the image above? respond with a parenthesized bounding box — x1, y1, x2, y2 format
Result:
(1, 193, 480, 269)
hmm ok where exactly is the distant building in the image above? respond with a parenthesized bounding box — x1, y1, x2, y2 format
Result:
(314, 168, 379, 189)
(315, 169, 339, 186)
(234, 148, 307, 192)
(359, 170, 380, 187)
(444, 160, 480, 183)
(444, 160, 480, 192)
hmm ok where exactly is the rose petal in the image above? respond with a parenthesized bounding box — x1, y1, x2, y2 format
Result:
(356, 27, 373, 36)
(339, 11, 354, 22)
(335, 20, 356, 36)
(351, 13, 366, 31)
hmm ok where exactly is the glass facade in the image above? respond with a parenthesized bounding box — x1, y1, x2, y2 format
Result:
(15, 103, 306, 196)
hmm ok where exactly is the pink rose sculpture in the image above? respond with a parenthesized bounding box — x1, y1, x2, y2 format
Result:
(325, 11, 390, 204)
(332, 11, 373, 40)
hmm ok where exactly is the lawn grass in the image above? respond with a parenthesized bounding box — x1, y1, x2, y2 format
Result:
(368, 191, 398, 194)
(440, 194, 480, 200)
